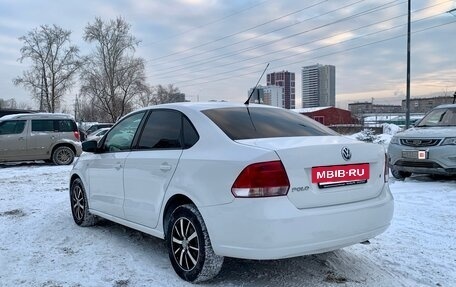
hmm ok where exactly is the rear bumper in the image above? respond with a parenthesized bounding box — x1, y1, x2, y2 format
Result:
(199, 184, 393, 260)
(389, 163, 456, 176)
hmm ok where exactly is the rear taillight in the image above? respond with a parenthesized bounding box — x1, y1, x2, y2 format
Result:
(231, 161, 290, 198)
(74, 131, 80, 141)
(384, 153, 389, 183)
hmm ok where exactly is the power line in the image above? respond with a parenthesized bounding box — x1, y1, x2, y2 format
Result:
(147, 0, 332, 62)
(154, 0, 449, 80)
(150, 0, 406, 81)
(144, 0, 272, 46)
(149, 0, 374, 73)
(175, 19, 456, 89)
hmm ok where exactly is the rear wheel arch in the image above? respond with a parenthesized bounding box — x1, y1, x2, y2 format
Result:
(163, 194, 194, 235)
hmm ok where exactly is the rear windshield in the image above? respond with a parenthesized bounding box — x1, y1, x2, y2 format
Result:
(202, 107, 338, 140)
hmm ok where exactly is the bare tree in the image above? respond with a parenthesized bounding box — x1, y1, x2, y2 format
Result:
(0, 98, 32, 110)
(13, 25, 81, 112)
(137, 85, 156, 108)
(80, 17, 149, 122)
(137, 84, 186, 107)
(0, 98, 17, 109)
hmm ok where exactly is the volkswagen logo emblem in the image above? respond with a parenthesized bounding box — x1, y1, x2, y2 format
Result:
(341, 147, 351, 161)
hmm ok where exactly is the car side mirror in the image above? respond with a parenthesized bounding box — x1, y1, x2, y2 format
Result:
(82, 140, 99, 153)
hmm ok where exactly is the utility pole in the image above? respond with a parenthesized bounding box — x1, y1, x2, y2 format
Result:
(405, 0, 411, 129)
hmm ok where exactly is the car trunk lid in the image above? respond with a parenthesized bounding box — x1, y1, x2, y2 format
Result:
(236, 136, 386, 209)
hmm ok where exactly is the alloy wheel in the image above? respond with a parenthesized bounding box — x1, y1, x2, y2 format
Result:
(171, 217, 200, 271)
(57, 148, 72, 164)
(72, 185, 85, 221)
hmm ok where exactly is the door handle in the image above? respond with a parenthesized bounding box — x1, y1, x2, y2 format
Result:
(18, 137, 25, 141)
(114, 163, 122, 170)
(160, 163, 172, 171)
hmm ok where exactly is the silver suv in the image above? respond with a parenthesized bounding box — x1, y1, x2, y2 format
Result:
(388, 104, 456, 179)
(0, 113, 82, 165)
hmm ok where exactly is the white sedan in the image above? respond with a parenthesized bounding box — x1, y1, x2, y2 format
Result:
(69, 102, 393, 283)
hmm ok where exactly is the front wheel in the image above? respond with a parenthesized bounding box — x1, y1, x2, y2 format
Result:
(166, 204, 224, 283)
(70, 178, 97, 226)
(52, 146, 75, 165)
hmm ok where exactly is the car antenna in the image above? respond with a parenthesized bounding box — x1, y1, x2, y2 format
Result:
(244, 63, 269, 105)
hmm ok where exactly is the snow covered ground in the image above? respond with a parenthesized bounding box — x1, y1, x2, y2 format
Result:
(1, 162, 455, 287)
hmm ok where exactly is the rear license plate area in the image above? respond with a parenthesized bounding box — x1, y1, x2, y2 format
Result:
(312, 163, 370, 188)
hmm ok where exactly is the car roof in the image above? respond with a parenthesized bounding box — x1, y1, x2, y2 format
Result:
(434, 103, 456, 109)
(92, 127, 111, 134)
(0, 112, 75, 121)
(89, 123, 113, 126)
(136, 101, 280, 113)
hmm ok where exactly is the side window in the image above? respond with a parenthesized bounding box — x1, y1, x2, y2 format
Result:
(32, 120, 54, 132)
(137, 110, 182, 150)
(58, 120, 75, 132)
(0, 120, 26, 135)
(103, 112, 145, 152)
(182, 117, 199, 148)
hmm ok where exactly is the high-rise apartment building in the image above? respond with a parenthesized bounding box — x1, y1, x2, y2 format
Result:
(248, 85, 284, 107)
(301, 64, 335, 108)
(266, 71, 295, 109)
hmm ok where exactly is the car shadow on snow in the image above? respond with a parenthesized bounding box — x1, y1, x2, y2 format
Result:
(0, 161, 54, 168)
(406, 174, 456, 182)
(88, 219, 384, 286)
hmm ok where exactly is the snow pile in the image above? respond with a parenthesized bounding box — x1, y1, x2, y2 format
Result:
(347, 124, 401, 148)
(382, 123, 402, 135)
(1, 164, 455, 286)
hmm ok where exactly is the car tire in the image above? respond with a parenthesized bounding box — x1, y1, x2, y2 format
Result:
(70, 178, 97, 227)
(166, 204, 224, 283)
(391, 168, 411, 180)
(52, 146, 75, 165)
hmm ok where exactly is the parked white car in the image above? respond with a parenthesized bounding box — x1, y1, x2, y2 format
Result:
(69, 102, 393, 282)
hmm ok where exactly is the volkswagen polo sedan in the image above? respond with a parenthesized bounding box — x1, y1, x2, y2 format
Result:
(69, 102, 393, 282)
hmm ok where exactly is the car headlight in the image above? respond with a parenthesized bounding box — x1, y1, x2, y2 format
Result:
(390, 136, 399, 145)
(442, 137, 456, 145)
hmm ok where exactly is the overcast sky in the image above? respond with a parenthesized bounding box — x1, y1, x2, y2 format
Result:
(0, 0, 455, 111)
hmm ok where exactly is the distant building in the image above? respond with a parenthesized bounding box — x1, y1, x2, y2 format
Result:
(248, 85, 284, 107)
(301, 64, 335, 108)
(349, 96, 454, 116)
(266, 71, 295, 109)
(402, 96, 454, 113)
(292, 106, 358, 126)
(348, 102, 403, 115)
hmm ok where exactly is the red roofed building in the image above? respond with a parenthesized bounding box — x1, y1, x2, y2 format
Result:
(292, 106, 359, 126)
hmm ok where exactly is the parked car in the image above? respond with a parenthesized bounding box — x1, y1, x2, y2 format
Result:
(69, 102, 393, 282)
(388, 104, 456, 179)
(85, 123, 113, 136)
(0, 113, 82, 165)
(85, 127, 110, 142)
